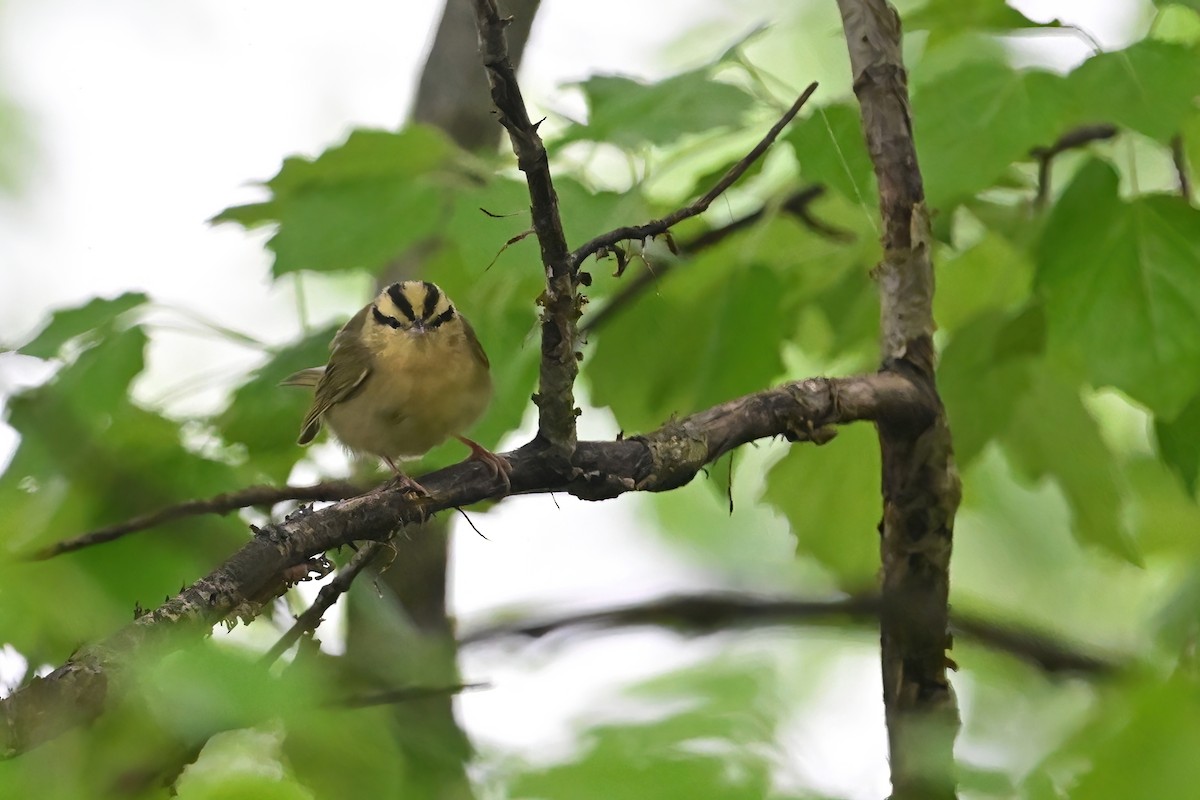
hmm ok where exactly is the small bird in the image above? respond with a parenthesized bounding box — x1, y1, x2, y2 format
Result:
(282, 280, 510, 495)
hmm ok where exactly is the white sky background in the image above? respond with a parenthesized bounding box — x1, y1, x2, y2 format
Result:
(0, 0, 1143, 797)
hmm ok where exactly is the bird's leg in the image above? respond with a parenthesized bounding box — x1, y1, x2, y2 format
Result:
(382, 456, 430, 497)
(456, 436, 512, 495)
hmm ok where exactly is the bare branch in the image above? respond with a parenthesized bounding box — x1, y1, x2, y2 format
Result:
(473, 0, 579, 452)
(579, 186, 838, 336)
(1171, 133, 1192, 202)
(0, 370, 929, 755)
(462, 593, 1121, 676)
(29, 481, 364, 561)
(1031, 123, 1119, 209)
(568, 83, 820, 272)
(836, 1, 962, 796)
(260, 540, 388, 666)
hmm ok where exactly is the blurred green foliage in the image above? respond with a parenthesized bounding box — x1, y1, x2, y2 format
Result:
(3, 1, 1200, 798)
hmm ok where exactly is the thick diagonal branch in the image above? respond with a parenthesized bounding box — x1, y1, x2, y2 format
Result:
(836, 1, 962, 798)
(0, 371, 926, 756)
(473, 0, 578, 452)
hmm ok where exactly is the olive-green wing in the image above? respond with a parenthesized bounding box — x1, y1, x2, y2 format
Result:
(461, 315, 490, 370)
(297, 306, 374, 445)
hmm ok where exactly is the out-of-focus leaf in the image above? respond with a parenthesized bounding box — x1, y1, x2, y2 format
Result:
(511, 658, 776, 800)
(1002, 371, 1138, 562)
(559, 70, 757, 149)
(907, 0, 1059, 36)
(788, 103, 877, 208)
(1059, 674, 1200, 799)
(934, 231, 1034, 334)
(1156, 393, 1200, 496)
(765, 423, 880, 587)
(913, 63, 1068, 210)
(939, 308, 1040, 466)
(1036, 159, 1200, 418)
(213, 127, 461, 277)
(0, 326, 247, 655)
(213, 325, 341, 483)
(17, 292, 148, 359)
(1067, 40, 1200, 143)
(587, 248, 786, 433)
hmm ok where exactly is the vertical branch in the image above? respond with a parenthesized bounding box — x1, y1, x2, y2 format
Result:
(473, 0, 580, 455)
(834, 2, 961, 798)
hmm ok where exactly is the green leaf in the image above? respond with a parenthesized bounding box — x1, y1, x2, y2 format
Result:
(1067, 675, 1200, 800)
(0, 327, 247, 656)
(939, 308, 1040, 467)
(587, 253, 786, 433)
(1001, 371, 1138, 562)
(764, 423, 881, 587)
(788, 102, 877, 208)
(213, 127, 461, 276)
(17, 292, 148, 359)
(1154, 0, 1200, 11)
(1067, 40, 1200, 143)
(934, 231, 1034, 334)
(559, 70, 757, 149)
(1035, 159, 1200, 417)
(913, 62, 1068, 209)
(1156, 393, 1200, 496)
(907, 0, 1058, 36)
(213, 325, 341, 483)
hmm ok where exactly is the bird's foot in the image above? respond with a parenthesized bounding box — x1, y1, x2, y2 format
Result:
(457, 436, 512, 495)
(381, 457, 431, 497)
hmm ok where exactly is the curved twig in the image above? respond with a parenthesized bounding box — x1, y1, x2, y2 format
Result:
(568, 82, 820, 273)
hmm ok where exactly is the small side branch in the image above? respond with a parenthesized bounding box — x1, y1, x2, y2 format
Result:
(569, 82, 819, 272)
(580, 185, 835, 336)
(473, 0, 579, 452)
(1031, 124, 1119, 209)
(1171, 134, 1192, 201)
(30, 481, 364, 560)
(260, 540, 387, 666)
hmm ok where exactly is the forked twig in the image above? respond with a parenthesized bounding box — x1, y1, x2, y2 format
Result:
(568, 82, 819, 272)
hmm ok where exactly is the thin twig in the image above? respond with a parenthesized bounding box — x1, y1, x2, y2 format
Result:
(1171, 134, 1192, 201)
(340, 683, 488, 709)
(260, 540, 386, 666)
(579, 185, 832, 335)
(1031, 123, 1119, 209)
(474, 0, 579, 451)
(568, 82, 820, 272)
(30, 481, 365, 560)
(461, 593, 1120, 676)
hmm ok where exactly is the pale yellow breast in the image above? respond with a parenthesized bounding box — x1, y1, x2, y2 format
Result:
(324, 323, 492, 460)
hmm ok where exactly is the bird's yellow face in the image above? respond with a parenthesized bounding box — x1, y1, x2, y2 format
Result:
(370, 281, 457, 336)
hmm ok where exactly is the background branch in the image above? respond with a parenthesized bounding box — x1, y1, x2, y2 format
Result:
(461, 593, 1121, 676)
(1031, 123, 1119, 209)
(0, 370, 927, 755)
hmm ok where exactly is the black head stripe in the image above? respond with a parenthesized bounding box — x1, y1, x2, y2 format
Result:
(386, 283, 417, 321)
(421, 282, 441, 320)
(428, 305, 455, 329)
(372, 305, 402, 329)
